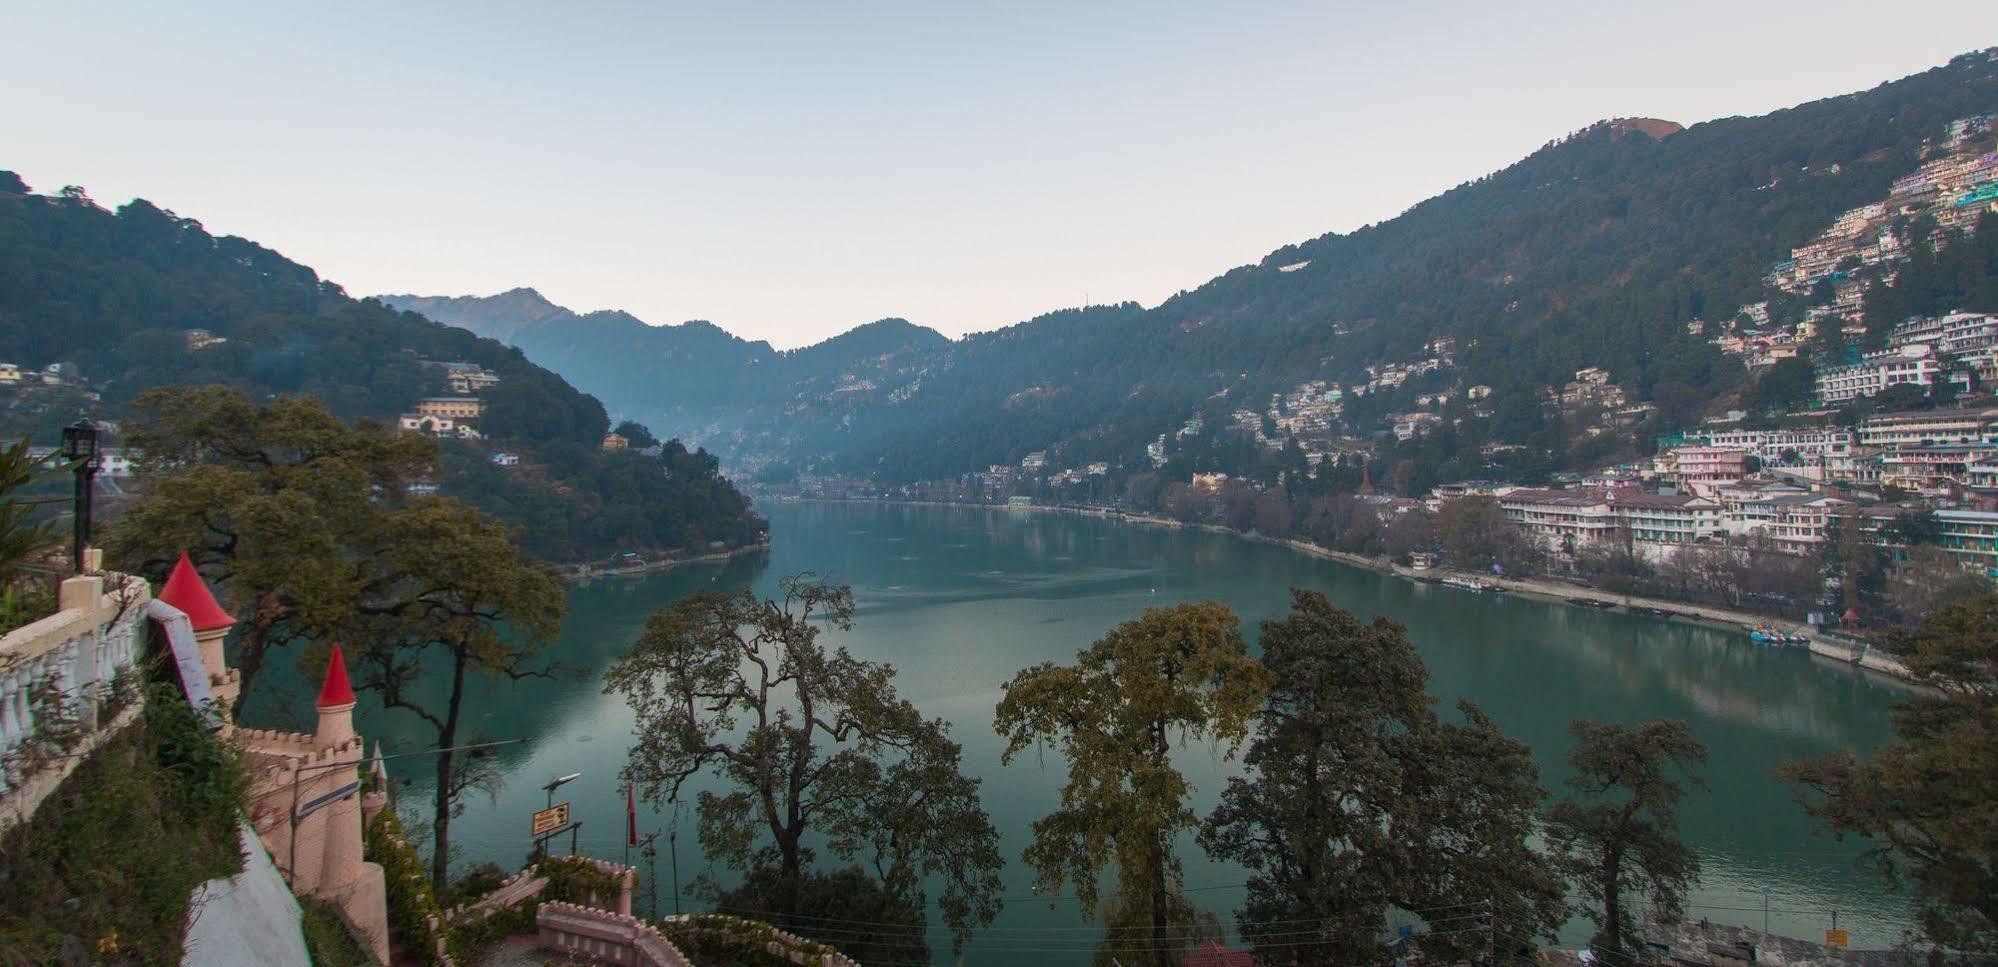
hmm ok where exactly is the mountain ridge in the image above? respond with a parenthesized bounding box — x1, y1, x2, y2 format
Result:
(385, 48, 1998, 489)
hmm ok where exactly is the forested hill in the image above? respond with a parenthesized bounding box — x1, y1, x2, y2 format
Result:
(380, 50, 1998, 487)
(830, 47, 1998, 483)
(0, 175, 764, 562)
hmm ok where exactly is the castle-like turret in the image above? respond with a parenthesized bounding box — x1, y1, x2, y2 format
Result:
(154, 556, 388, 962)
(316, 642, 357, 750)
(154, 553, 239, 715)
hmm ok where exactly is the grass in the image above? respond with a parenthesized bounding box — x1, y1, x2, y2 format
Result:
(0, 683, 246, 965)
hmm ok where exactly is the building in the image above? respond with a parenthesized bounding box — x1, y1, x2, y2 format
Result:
(1714, 483, 1848, 549)
(0, 363, 17, 385)
(491, 452, 521, 467)
(1686, 426, 1854, 461)
(183, 328, 227, 350)
(411, 397, 484, 421)
(1498, 488, 1720, 549)
(1936, 509, 1998, 579)
(1889, 312, 1998, 355)
(601, 432, 630, 452)
(1668, 446, 1753, 497)
(1858, 408, 1998, 447)
(1191, 472, 1230, 494)
(1500, 489, 1617, 548)
(1021, 451, 1048, 471)
(1608, 492, 1722, 545)
(1878, 442, 1998, 492)
(1392, 412, 1444, 441)
(399, 414, 480, 439)
(1814, 344, 1941, 404)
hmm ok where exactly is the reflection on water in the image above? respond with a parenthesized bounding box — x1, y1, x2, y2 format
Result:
(243, 502, 1914, 962)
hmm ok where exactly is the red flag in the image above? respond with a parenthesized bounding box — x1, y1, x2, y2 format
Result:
(626, 784, 638, 846)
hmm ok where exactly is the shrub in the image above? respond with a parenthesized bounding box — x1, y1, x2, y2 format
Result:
(0, 684, 243, 963)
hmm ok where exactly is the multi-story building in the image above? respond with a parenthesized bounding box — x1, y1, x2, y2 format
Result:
(1858, 408, 1998, 447)
(1685, 426, 1854, 461)
(1936, 508, 1998, 579)
(1878, 443, 1998, 492)
(1667, 446, 1753, 497)
(1498, 488, 1719, 549)
(1814, 344, 1942, 404)
(411, 397, 484, 421)
(1889, 312, 1998, 355)
(1609, 492, 1723, 545)
(1716, 484, 1848, 549)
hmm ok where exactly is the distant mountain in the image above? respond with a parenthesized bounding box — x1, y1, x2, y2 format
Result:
(0, 179, 764, 561)
(388, 287, 577, 343)
(390, 50, 1998, 489)
(378, 289, 948, 453)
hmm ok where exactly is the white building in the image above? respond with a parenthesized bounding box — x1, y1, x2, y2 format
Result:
(1498, 488, 1720, 550)
(1889, 312, 1998, 355)
(1815, 344, 1943, 404)
(1686, 426, 1854, 461)
(1859, 408, 1998, 447)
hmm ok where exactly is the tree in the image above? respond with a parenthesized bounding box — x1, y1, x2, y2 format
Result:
(1748, 356, 1815, 413)
(344, 497, 565, 895)
(603, 575, 1002, 953)
(0, 437, 58, 586)
(994, 602, 1272, 967)
(106, 387, 435, 713)
(1437, 496, 1540, 574)
(1547, 719, 1708, 960)
(1885, 544, 1989, 625)
(1199, 591, 1565, 964)
(612, 420, 660, 450)
(1781, 593, 1998, 953)
(107, 387, 568, 895)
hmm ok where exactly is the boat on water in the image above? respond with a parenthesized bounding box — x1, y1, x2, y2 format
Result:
(1442, 577, 1491, 592)
(1566, 597, 1615, 610)
(1750, 626, 1810, 645)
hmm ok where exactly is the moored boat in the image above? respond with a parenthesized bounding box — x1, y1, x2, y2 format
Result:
(1750, 626, 1809, 645)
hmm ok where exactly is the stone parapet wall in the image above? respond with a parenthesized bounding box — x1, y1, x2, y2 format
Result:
(0, 568, 150, 830)
(535, 902, 692, 967)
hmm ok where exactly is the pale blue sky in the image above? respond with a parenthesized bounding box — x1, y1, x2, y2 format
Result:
(7, 2, 1993, 347)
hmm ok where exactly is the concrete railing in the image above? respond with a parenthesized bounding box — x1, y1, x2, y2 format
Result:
(536, 902, 693, 967)
(0, 567, 151, 830)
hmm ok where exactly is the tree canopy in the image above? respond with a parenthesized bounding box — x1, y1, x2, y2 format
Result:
(1199, 591, 1564, 964)
(1782, 592, 1998, 953)
(603, 574, 1002, 954)
(1548, 718, 1709, 959)
(994, 601, 1272, 967)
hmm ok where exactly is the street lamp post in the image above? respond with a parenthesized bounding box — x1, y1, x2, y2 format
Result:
(59, 420, 98, 572)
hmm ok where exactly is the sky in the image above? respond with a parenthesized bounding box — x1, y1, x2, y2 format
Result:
(6, 3, 1995, 349)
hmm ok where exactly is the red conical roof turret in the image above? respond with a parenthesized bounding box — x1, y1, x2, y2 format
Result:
(156, 553, 235, 632)
(317, 642, 356, 708)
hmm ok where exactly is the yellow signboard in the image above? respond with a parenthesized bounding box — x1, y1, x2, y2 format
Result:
(532, 802, 570, 836)
(1825, 929, 1849, 948)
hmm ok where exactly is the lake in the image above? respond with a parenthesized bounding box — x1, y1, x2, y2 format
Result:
(245, 501, 1913, 962)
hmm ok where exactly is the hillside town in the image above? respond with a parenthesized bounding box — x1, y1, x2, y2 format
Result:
(775, 115, 1998, 632)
